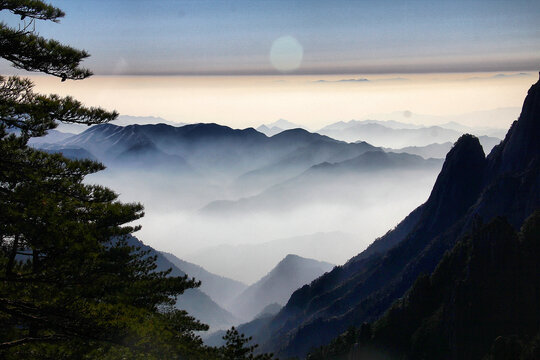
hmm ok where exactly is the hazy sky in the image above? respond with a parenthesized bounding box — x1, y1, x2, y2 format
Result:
(27, 72, 534, 129)
(1, 0, 539, 75)
(1, 1, 539, 129)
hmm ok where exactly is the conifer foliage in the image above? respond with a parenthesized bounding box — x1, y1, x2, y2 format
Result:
(0, 1, 273, 359)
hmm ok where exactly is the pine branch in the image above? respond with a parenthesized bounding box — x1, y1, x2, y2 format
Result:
(1, 76, 118, 138)
(0, 23, 91, 80)
(0, 0, 64, 22)
(0, 335, 65, 349)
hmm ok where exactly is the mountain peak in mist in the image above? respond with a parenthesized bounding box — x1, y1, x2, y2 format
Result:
(257, 119, 305, 136)
(266, 119, 303, 130)
(228, 254, 334, 321)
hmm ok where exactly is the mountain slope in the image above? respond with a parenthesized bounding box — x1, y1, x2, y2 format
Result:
(124, 236, 238, 331)
(115, 141, 192, 172)
(309, 212, 540, 360)
(233, 139, 378, 194)
(161, 252, 247, 310)
(49, 122, 269, 173)
(257, 76, 540, 358)
(228, 255, 334, 322)
(203, 150, 442, 214)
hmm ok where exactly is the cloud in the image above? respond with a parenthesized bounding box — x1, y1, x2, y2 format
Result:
(374, 77, 410, 82)
(312, 77, 410, 84)
(314, 78, 369, 83)
(463, 72, 532, 81)
(492, 72, 531, 78)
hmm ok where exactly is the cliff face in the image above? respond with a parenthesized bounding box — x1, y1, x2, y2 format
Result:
(487, 74, 540, 177)
(260, 76, 540, 359)
(476, 74, 540, 228)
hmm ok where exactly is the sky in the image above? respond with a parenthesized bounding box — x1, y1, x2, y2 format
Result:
(1, 0, 539, 76)
(1, 1, 539, 129)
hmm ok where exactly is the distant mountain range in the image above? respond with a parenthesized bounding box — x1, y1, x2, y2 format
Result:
(383, 135, 501, 159)
(256, 119, 305, 136)
(316, 119, 502, 148)
(232, 136, 378, 196)
(247, 76, 540, 358)
(256, 117, 504, 150)
(43, 123, 370, 179)
(38, 115, 501, 183)
(202, 150, 442, 214)
(54, 115, 184, 134)
(360, 107, 519, 134)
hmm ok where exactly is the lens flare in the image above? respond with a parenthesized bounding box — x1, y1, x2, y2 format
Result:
(270, 36, 303, 72)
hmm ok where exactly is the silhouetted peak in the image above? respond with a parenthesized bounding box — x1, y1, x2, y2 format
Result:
(420, 134, 486, 232)
(447, 134, 485, 161)
(486, 75, 540, 175)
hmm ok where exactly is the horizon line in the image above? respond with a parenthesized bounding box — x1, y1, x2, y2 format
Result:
(11, 63, 539, 78)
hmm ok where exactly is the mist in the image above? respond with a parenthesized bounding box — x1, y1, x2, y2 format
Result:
(39, 120, 474, 285)
(88, 164, 441, 284)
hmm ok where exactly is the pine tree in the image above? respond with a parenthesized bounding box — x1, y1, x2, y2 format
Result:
(219, 327, 274, 360)
(0, 1, 214, 358)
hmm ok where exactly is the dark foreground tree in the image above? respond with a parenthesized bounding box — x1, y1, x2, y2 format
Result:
(219, 327, 274, 360)
(0, 1, 273, 359)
